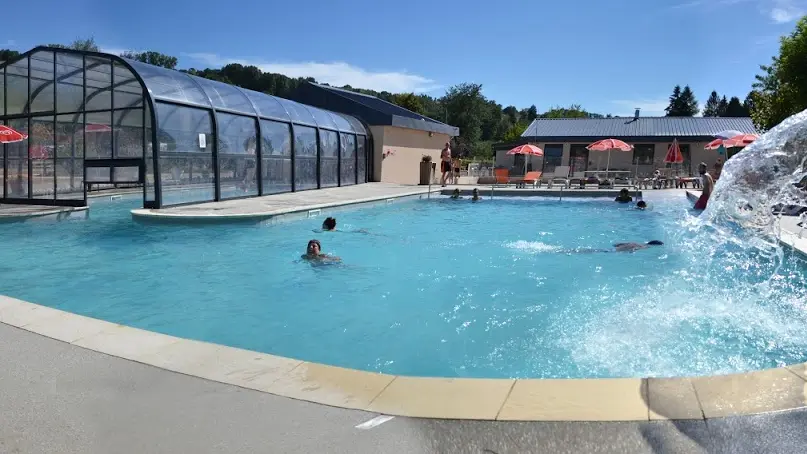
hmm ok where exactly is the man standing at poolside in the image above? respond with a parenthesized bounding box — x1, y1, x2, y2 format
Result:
(440, 142, 452, 187)
(694, 162, 714, 210)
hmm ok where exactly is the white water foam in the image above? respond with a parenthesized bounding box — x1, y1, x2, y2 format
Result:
(504, 240, 561, 253)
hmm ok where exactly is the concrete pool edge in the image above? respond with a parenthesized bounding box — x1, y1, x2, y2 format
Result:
(129, 187, 440, 222)
(2, 295, 806, 422)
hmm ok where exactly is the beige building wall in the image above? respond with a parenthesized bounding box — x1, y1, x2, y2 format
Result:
(370, 125, 452, 184)
(496, 140, 718, 177)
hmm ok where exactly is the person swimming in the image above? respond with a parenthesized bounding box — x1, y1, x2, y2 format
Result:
(472, 188, 481, 202)
(450, 189, 462, 199)
(322, 217, 337, 231)
(562, 240, 664, 254)
(615, 188, 633, 203)
(315, 217, 369, 234)
(636, 200, 647, 210)
(301, 239, 340, 263)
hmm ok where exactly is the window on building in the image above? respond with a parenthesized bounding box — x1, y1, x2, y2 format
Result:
(632, 144, 655, 166)
(542, 145, 563, 175)
(569, 144, 588, 175)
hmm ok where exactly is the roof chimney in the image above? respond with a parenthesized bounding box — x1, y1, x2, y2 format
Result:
(634, 108, 641, 119)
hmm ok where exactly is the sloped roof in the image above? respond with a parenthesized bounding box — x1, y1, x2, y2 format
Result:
(293, 82, 459, 136)
(522, 117, 756, 141)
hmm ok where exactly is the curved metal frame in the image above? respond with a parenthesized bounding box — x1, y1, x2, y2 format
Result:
(0, 46, 371, 209)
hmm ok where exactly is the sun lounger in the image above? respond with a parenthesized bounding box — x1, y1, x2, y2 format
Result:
(494, 168, 511, 186)
(547, 166, 571, 189)
(515, 171, 542, 188)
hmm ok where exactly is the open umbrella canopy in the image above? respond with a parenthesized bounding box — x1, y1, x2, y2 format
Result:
(586, 138, 633, 152)
(723, 133, 759, 148)
(714, 129, 744, 140)
(664, 139, 684, 164)
(0, 125, 28, 143)
(506, 144, 544, 156)
(705, 134, 759, 150)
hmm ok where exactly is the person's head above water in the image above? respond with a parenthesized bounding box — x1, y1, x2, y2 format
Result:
(306, 239, 322, 256)
(646, 240, 664, 246)
(451, 189, 460, 197)
(637, 200, 647, 209)
(619, 188, 629, 195)
(472, 188, 480, 199)
(322, 217, 336, 231)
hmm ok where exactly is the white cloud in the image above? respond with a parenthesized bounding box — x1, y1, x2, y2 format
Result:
(1, 39, 16, 48)
(182, 52, 440, 94)
(611, 99, 669, 116)
(769, 0, 804, 22)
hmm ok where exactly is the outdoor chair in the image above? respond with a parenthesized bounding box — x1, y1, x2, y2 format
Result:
(547, 166, 571, 189)
(515, 171, 542, 188)
(494, 168, 511, 186)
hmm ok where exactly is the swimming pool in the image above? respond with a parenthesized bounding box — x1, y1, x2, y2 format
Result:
(2, 193, 806, 379)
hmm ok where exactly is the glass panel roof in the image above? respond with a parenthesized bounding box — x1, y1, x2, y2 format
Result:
(309, 106, 337, 130)
(275, 98, 316, 125)
(105, 55, 366, 133)
(343, 115, 367, 135)
(124, 59, 211, 107)
(330, 112, 354, 133)
(191, 76, 256, 115)
(240, 88, 290, 121)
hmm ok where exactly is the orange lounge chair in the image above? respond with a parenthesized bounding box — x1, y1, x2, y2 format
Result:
(516, 171, 542, 188)
(494, 168, 510, 186)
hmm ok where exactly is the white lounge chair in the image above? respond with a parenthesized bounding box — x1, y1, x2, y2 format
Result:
(547, 166, 571, 189)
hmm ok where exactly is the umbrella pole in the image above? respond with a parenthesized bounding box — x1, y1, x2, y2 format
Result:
(606, 150, 612, 182)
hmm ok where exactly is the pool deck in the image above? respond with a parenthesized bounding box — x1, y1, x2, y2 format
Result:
(131, 183, 643, 222)
(4, 188, 807, 451)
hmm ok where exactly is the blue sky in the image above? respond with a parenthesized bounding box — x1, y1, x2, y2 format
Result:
(2, 0, 804, 116)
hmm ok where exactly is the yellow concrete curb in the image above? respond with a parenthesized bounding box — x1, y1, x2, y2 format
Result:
(2, 294, 806, 421)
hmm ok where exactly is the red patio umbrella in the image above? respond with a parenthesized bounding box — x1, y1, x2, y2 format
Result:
(586, 139, 633, 180)
(507, 144, 544, 174)
(664, 139, 684, 164)
(0, 125, 28, 143)
(723, 133, 758, 148)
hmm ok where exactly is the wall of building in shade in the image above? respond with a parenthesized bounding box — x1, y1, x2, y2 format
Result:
(0, 47, 371, 208)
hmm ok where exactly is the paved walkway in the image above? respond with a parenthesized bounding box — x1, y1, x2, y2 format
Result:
(2, 321, 807, 454)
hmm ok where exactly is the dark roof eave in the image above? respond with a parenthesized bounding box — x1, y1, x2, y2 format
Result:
(390, 115, 459, 136)
(521, 135, 721, 143)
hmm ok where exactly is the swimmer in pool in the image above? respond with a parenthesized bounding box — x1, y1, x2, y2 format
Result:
(636, 200, 647, 210)
(322, 217, 337, 231)
(301, 239, 340, 263)
(315, 217, 369, 234)
(563, 240, 664, 254)
(471, 188, 481, 202)
(450, 189, 462, 199)
(615, 188, 633, 203)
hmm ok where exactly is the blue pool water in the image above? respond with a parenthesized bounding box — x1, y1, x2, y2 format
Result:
(2, 194, 807, 379)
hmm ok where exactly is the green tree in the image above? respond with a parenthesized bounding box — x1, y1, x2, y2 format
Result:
(665, 85, 699, 116)
(440, 83, 489, 149)
(717, 96, 729, 116)
(502, 121, 528, 142)
(542, 104, 590, 118)
(0, 49, 20, 63)
(703, 91, 721, 116)
(751, 16, 807, 130)
(502, 105, 519, 124)
(391, 92, 425, 114)
(724, 96, 750, 117)
(121, 51, 178, 69)
(526, 105, 538, 121)
(45, 37, 99, 52)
